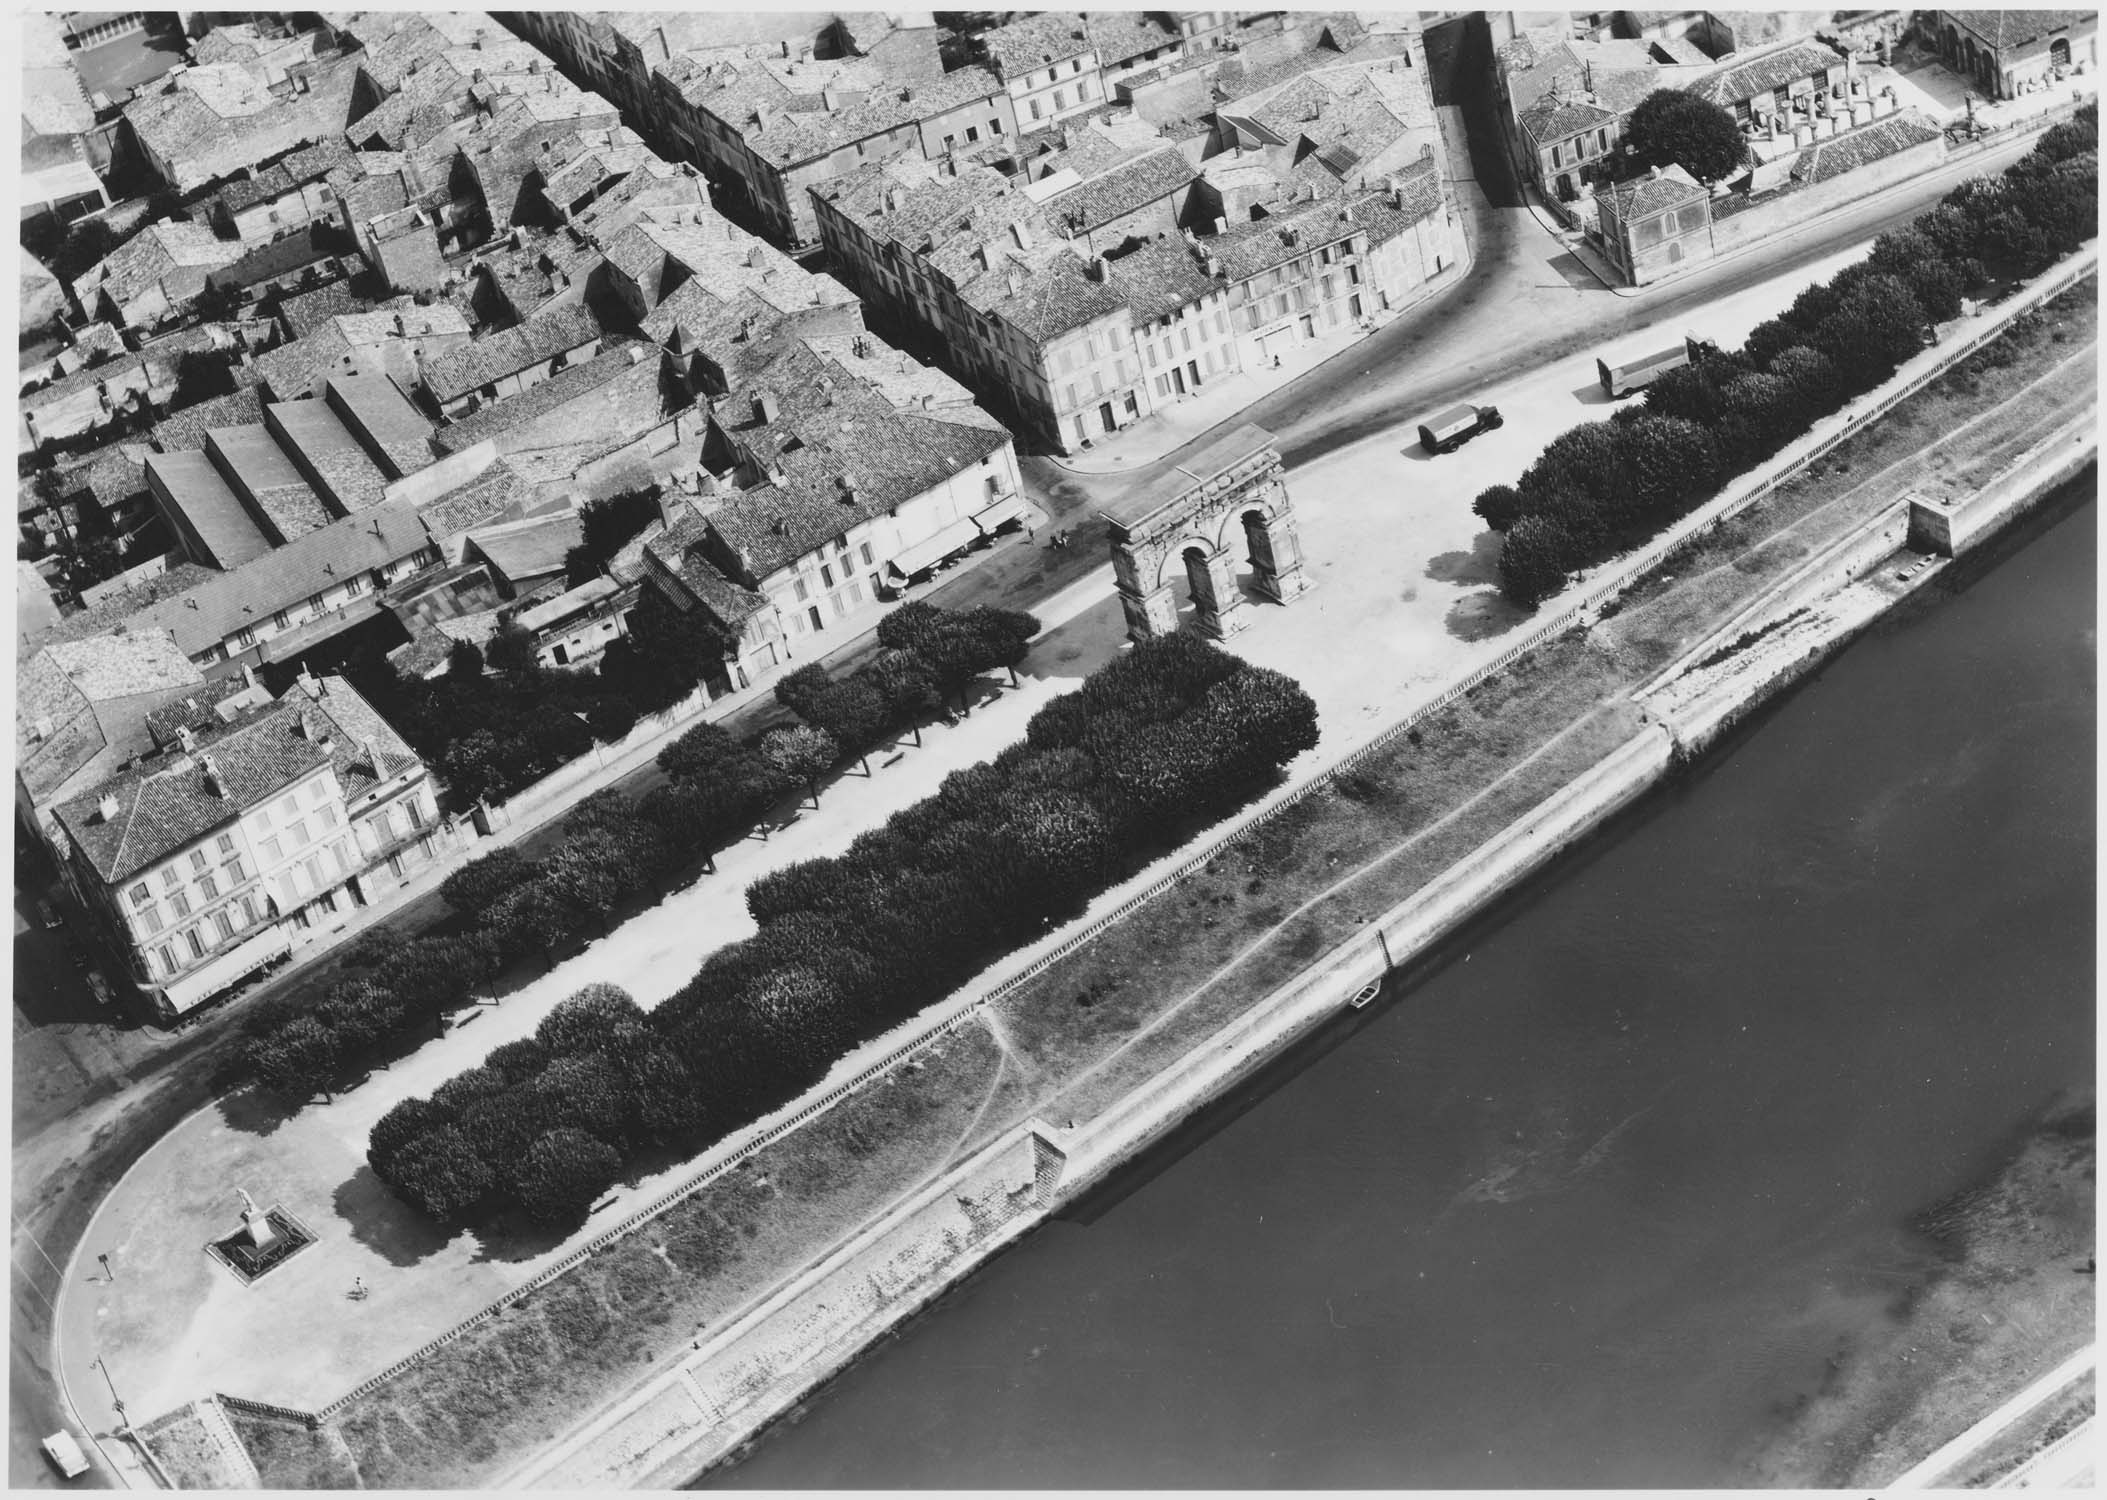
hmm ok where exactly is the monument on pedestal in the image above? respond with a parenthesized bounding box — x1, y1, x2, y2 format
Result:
(237, 1187, 277, 1249)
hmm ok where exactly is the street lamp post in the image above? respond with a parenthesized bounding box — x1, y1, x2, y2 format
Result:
(91, 1356, 127, 1428)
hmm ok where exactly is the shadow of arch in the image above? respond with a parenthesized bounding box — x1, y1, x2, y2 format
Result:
(1424, 530, 1504, 588)
(332, 1164, 456, 1267)
(1445, 588, 1534, 643)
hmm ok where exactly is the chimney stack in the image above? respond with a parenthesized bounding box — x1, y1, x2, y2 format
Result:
(1087, 255, 1107, 282)
(201, 756, 225, 798)
(177, 725, 197, 754)
(753, 390, 780, 424)
(98, 793, 121, 823)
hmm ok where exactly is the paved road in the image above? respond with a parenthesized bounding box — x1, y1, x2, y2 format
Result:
(1888, 1346, 2098, 1489)
(2, 43, 2062, 1478)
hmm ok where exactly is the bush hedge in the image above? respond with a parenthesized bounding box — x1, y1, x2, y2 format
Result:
(1479, 105, 2097, 607)
(371, 632, 1319, 1228)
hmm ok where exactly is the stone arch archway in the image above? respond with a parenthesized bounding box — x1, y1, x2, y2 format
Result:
(1105, 424, 1309, 642)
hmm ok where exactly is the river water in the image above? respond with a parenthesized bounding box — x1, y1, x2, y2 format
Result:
(713, 482, 2096, 1490)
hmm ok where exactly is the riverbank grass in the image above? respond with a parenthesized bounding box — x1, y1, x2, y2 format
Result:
(313, 1027, 1002, 1489)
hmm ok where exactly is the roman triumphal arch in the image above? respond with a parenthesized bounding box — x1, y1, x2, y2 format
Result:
(1103, 423, 1309, 642)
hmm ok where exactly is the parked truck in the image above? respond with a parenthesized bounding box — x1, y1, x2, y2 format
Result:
(1596, 334, 1708, 398)
(1417, 402, 1504, 455)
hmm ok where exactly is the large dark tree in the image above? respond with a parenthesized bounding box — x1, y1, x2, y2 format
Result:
(1471, 483, 1525, 533)
(1498, 515, 1578, 608)
(1623, 89, 1747, 183)
(510, 1128, 623, 1224)
(386, 1126, 495, 1224)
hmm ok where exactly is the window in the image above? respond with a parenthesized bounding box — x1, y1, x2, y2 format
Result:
(216, 833, 235, 857)
(273, 610, 290, 630)
(276, 795, 297, 821)
(942, 133, 955, 151)
(226, 855, 247, 883)
(198, 872, 218, 900)
(388, 853, 406, 880)
(185, 929, 206, 960)
(1030, 98, 1042, 120)
(406, 798, 425, 830)
(129, 883, 151, 908)
(1551, 144, 1562, 168)
(1072, 58, 1083, 74)
(1053, 87, 1066, 109)
(820, 562, 835, 588)
(140, 907, 165, 936)
(834, 534, 850, 555)
(234, 627, 254, 650)
(214, 911, 235, 942)
(158, 943, 179, 975)
(794, 577, 810, 602)
(261, 835, 282, 863)
(288, 818, 310, 848)
(168, 890, 192, 919)
(308, 781, 328, 805)
(990, 117, 1003, 135)
(305, 855, 325, 890)
(161, 868, 180, 892)
(319, 803, 339, 828)
(241, 894, 261, 927)
(966, 125, 980, 143)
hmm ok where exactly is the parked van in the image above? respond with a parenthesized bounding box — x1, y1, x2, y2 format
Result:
(1417, 403, 1504, 455)
(42, 1430, 89, 1479)
(1597, 335, 1702, 397)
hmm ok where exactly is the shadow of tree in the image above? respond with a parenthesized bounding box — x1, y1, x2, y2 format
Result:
(216, 1084, 303, 1138)
(1424, 530, 1505, 587)
(333, 1164, 454, 1267)
(468, 1205, 578, 1265)
(1028, 592, 1126, 672)
(1545, 251, 1602, 291)
(1446, 588, 1534, 643)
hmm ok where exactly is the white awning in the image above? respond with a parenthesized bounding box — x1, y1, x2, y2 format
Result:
(887, 515, 983, 579)
(161, 924, 291, 1014)
(971, 494, 1028, 536)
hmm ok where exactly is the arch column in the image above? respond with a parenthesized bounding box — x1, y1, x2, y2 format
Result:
(1244, 503, 1311, 604)
(1184, 545, 1247, 639)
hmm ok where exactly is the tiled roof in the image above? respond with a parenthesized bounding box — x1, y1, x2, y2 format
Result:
(212, 137, 355, 216)
(1085, 11, 1180, 66)
(1942, 10, 2092, 52)
(819, 157, 1128, 344)
(18, 563, 222, 660)
(1601, 162, 1710, 217)
(431, 342, 664, 453)
(1103, 236, 1218, 323)
(703, 337, 1010, 578)
(153, 387, 270, 452)
(980, 11, 1094, 76)
(205, 424, 331, 541)
(124, 496, 434, 657)
(1042, 147, 1197, 233)
(1519, 91, 1621, 144)
(1686, 39, 1844, 107)
(645, 510, 769, 626)
(417, 456, 536, 538)
(73, 223, 243, 310)
(666, 52, 1007, 169)
(144, 450, 275, 567)
(323, 373, 434, 478)
(1791, 109, 1942, 185)
(421, 302, 603, 402)
(279, 278, 380, 339)
(17, 631, 203, 804)
(466, 511, 584, 586)
(55, 674, 420, 884)
(207, 222, 342, 292)
(268, 397, 391, 512)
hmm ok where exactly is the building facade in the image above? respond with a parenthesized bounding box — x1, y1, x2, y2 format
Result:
(51, 673, 449, 1018)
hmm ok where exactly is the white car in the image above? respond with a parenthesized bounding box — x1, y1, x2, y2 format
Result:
(41, 1429, 89, 1479)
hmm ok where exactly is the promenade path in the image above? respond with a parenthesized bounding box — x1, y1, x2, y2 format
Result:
(59, 231, 1887, 1436)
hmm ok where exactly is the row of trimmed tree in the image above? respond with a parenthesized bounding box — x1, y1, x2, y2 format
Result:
(1480, 103, 2098, 608)
(371, 631, 1320, 1228)
(235, 603, 1038, 1101)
